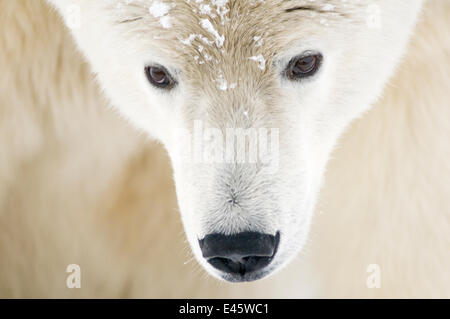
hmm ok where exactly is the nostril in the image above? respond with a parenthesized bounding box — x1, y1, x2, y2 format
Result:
(198, 231, 280, 276)
(208, 256, 273, 275)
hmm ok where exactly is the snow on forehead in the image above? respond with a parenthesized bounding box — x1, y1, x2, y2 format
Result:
(147, 0, 230, 30)
(114, 0, 353, 91)
(114, 0, 350, 67)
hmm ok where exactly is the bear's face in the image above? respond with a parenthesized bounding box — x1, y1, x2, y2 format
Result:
(49, 0, 423, 282)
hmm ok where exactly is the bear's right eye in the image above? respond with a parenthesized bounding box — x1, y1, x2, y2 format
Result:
(145, 65, 176, 90)
(285, 53, 323, 81)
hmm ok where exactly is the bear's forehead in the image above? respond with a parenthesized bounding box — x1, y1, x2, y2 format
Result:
(113, 0, 358, 83)
(113, 0, 355, 48)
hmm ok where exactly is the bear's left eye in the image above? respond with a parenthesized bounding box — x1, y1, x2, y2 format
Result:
(285, 53, 323, 81)
(145, 65, 176, 90)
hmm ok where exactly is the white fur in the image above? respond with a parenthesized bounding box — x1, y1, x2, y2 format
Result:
(1, 0, 449, 297)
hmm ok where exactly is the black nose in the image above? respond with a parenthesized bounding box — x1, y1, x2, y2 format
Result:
(198, 232, 280, 276)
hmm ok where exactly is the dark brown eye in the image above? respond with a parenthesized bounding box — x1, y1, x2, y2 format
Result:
(286, 53, 322, 80)
(145, 65, 176, 89)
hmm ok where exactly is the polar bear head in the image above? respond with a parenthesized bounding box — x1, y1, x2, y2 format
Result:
(48, 0, 422, 282)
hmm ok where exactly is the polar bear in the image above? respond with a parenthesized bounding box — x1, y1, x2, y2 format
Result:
(0, 0, 449, 297)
